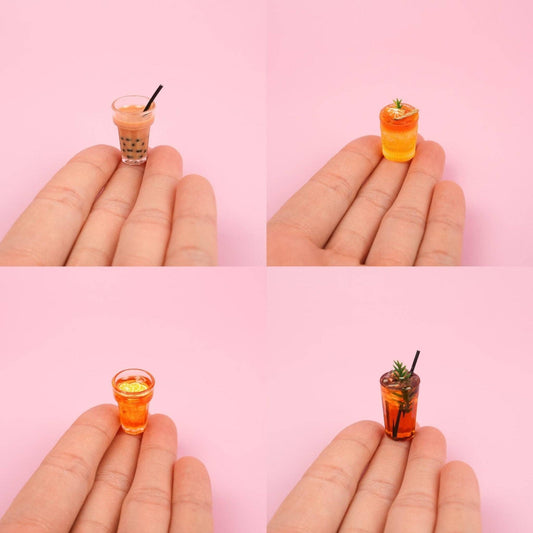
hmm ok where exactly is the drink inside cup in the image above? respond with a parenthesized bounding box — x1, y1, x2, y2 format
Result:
(379, 100, 419, 162)
(380, 369, 420, 440)
(112, 95, 155, 165)
(112, 368, 155, 435)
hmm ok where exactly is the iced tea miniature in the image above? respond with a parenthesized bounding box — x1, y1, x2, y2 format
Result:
(112, 368, 155, 435)
(380, 352, 420, 440)
(379, 99, 419, 162)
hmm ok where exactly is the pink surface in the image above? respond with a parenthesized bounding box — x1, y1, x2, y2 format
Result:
(0, 268, 266, 532)
(267, 268, 533, 532)
(267, 1, 533, 265)
(0, 0, 266, 266)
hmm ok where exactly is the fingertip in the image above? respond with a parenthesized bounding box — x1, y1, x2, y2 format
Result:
(335, 420, 384, 441)
(179, 173, 215, 196)
(174, 456, 211, 484)
(418, 139, 446, 165)
(148, 413, 178, 437)
(414, 425, 447, 452)
(342, 135, 382, 157)
(147, 145, 183, 175)
(71, 144, 122, 162)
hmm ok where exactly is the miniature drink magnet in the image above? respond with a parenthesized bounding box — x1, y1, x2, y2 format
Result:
(112, 84, 163, 165)
(379, 98, 419, 162)
(380, 350, 420, 440)
(112, 368, 155, 435)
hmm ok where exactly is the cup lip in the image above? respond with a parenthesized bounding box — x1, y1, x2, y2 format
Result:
(380, 370, 420, 388)
(111, 95, 155, 113)
(112, 367, 155, 396)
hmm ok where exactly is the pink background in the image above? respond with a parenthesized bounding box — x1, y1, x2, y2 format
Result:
(0, 0, 266, 265)
(267, 268, 533, 532)
(267, 0, 533, 265)
(0, 269, 265, 532)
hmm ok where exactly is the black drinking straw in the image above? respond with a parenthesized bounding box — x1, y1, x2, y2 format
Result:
(410, 350, 421, 375)
(143, 84, 163, 112)
(392, 350, 421, 439)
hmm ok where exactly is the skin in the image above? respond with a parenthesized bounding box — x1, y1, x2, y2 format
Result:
(268, 136, 466, 266)
(268, 421, 482, 533)
(0, 146, 218, 266)
(0, 405, 214, 533)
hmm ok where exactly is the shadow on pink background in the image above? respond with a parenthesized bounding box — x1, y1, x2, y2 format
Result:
(267, 0, 533, 265)
(0, 0, 266, 266)
(267, 268, 533, 532)
(0, 269, 265, 532)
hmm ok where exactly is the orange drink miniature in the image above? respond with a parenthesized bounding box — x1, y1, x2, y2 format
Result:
(112, 95, 155, 165)
(112, 368, 155, 435)
(379, 99, 419, 162)
(380, 359, 420, 440)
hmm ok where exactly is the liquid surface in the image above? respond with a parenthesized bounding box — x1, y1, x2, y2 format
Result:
(117, 380, 149, 393)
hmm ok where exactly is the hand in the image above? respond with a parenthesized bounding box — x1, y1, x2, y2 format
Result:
(0, 146, 217, 266)
(0, 405, 213, 533)
(268, 136, 465, 266)
(269, 421, 481, 533)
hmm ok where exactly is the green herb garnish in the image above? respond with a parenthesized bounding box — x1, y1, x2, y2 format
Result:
(393, 98, 403, 109)
(392, 360, 410, 381)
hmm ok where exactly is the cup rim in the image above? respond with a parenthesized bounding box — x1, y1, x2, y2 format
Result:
(380, 370, 420, 388)
(111, 95, 155, 113)
(112, 367, 155, 396)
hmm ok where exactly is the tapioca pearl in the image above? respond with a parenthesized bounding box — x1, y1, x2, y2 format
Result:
(136, 150, 143, 153)
(143, 149, 147, 154)
(136, 138, 140, 142)
(126, 149, 133, 152)
(126, 155, 133, 159)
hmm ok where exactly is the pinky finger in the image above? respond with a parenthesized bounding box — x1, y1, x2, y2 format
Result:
(164, 175, 217, 266)
(169, 457, 213, 533)
(435, 461, 482, 533)
(415, 181, 465, 266)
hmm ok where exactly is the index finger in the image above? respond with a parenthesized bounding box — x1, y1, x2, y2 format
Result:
(268, 421, 383, 533)
(268, 136, 382, 248)
(0, 145, 121, 265)
(0, 405, 119, 533)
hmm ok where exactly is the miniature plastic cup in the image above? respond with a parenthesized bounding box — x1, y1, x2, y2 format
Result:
(112, 95, 155, 165)
(379, 103, 419, 162)
(380, 370, 420, 440)
(112, 368, 155, 435)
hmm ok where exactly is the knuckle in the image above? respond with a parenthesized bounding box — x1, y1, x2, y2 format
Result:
(94, 467, 133, 496)
(385, 204, 427, 229)
(357, 186, 395, 212)
(126, 207, 172, 230)
(417, 248, 458, 266)
(303, 461, 355, 493)
(35, 184, 86, 217)
(311, 169, 354, 201)
(166, 245, 216, 266)
(125, 485, 171, 509)
(357, 477, 398, 503)
(42, 449, 93, 488)
(92, 196, 133, 222)
(392, 489, 436, 513)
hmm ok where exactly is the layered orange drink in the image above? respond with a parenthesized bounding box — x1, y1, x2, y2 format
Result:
(380, 361, 420, 440)
(379, 99, 419, 162)
(112, 95, 155, 165)
(112, 368, 155, 435)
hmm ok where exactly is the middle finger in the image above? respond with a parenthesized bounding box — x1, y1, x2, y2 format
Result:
(339, 432, 411, 532)
(113, 146, 182, 266)
(384, 426, 447, 533)
(366, 141, 445, 266)
(118, 414, 177, 533)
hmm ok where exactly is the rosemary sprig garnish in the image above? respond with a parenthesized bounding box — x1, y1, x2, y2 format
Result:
(393, 98, 403, 109)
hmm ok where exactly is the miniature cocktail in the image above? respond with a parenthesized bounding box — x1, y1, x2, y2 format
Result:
(112, 368, 155, 435)
(379, 99, 419, 162)
(380, 356, 420, 440)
